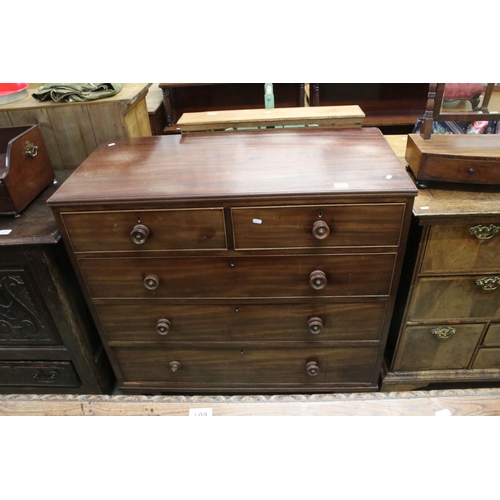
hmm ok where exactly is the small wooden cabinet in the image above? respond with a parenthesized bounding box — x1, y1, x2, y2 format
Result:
(0, 175, 114, 394)
(48, 128, 416, 394)
(382, 183, 500, 391)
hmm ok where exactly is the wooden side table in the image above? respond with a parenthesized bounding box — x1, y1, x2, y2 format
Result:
(0, 173, 114, 394)
(0, 84, 152, 170)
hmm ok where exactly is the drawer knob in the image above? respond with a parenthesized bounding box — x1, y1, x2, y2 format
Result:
(33, 370, 59, 382)
(470, 224, 500, 240)
(310, 270, 327, 290)
(308, 317, 323, 334)
(170, 361, 181, 373)
(312, 220, 330, 240)
(130, 224, 150, 244)
(156, 318, 171, 335)
(143, 274, 160, 290)
(431, 327, 456, 339)
(306, 361, 320, 376)
(476, 276, 500, 291)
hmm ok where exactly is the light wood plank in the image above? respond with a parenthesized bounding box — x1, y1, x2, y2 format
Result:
(1, 388, 500, 416)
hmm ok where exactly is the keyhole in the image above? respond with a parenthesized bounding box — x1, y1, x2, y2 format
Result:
(240, 350, 244, 354)
(318, 211, 323, 218)
(235, 307, 239, 313)
(230, 260, 235, 268)
(137, 216, 142, 223)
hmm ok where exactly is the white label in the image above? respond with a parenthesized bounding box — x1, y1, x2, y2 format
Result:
(334, 183, 349, 188)
(207, 112, 217, 116)
(420, 206, 430, 210)
(0, 229, 12, 235)
(189, 408, 213, 417)
(385, 175, 393, 179)
(435, 409, 452, 417)
(252, 218, 263, 224)
(108, 143, 115, 147)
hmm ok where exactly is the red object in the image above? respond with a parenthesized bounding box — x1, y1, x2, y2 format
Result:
(0, 83, 29, 96)
(444, 83, 483, 100)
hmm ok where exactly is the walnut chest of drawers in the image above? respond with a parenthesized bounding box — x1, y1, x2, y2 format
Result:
(382, 183, 500, 391)
(47, 128, 417, 394)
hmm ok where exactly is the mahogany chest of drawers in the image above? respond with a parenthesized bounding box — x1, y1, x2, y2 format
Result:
(48, 128, 416, 394)
(382, 183, 500, 391)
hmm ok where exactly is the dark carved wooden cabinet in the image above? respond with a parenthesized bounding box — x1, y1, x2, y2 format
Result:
(48, 129, 416, 394)
(382, 184, 500, 391)
(0, 178, 114, 394)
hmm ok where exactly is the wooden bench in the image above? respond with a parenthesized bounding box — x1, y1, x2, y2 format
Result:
(176, 105, 365, 133)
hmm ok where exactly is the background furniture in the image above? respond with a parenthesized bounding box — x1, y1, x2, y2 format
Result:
(382, 136, 500, 391)
(309, 83, 429, 134)
(0, 173, 114, 394)
(0, 83, 152, 170)
(159, 83, 306, 131)
(48, 128, 416, 394)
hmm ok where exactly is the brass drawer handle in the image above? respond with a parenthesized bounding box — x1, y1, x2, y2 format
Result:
(130, 223, 150, 244)
(156, 318, 171, 336)
(470, 224, 500, 240)
(476, 277, 500, 291)
(308, 317, 323, 334)
(431, 327, 456, 339)
(170, 361, 181, 373)
(310, 270, 327, 290)
(143, 273, 160, 290)
(312, 220, 330, 240)
(306, 361, 320, 376)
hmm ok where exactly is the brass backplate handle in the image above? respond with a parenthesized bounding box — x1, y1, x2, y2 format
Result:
(25, 141, 38, 158)
(431, 327, 456, 339)
(470, 224, 500, 240)
(476, 276, 500, 291)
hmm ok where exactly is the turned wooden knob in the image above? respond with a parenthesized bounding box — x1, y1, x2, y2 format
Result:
(306, 361, 319, 376)
(156, 318, 171, 335)
(143, 274, 160, 290)
(310, 270, 327, 290)
(130, 224, 150, 244)
(312, 220, 330, 240)
(170, 361, 181, 373)
(308, 317, 323, 334)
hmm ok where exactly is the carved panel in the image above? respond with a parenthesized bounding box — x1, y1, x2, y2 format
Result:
(0, 270, 59, 345)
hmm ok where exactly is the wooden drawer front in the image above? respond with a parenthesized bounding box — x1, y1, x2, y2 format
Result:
(392, 324, 484, 371)
(0, 361, 80, 387)
(114, 344, 379, 385)
(62, 208, 227, 253)
(232, 204, 405, 250)
(408, 276, 500, 322)
(80, 253, 396, 299)
(422, 224, 500, 274)
(482, 323, 500, 347)
(472, 348, 500, 369)
(97, 302, 387, 343)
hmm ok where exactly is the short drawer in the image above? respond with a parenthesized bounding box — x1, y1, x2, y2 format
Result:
(0, 361, 80, 387)
(114, 344, 379, 385)
(232, 204, 405, 250)
(61, 208, 227, 253)
(79, 253, 396, 299)
(421, 223, 500, 274)
(392, 323, 484, 371)
(472, 348, 500, 369)
(97, 302, 387, 343)
(407, 276, 500, 322)
(482, 323, 500, 347)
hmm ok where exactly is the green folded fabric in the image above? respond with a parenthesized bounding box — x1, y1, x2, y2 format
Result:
(32, 83, 123, 103)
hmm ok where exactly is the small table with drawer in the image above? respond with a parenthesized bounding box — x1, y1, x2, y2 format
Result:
(48, 128, 416, 394)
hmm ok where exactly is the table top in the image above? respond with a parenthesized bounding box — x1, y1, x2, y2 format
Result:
(48, 128, 417, 208)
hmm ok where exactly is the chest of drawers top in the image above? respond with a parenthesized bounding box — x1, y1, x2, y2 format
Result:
(47, 128, 416, 208)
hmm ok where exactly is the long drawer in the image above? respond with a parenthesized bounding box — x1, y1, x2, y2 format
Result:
(407, 275, 500, 321)
(79, 253, 397, 299)
(61, 208, 227, 253)
(0, 361, 80, 387)
(114, 344, 379, 385)
(231, 203, 405, 249)
(96, 302, 387, 343)
(421, 223, 500, 274)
